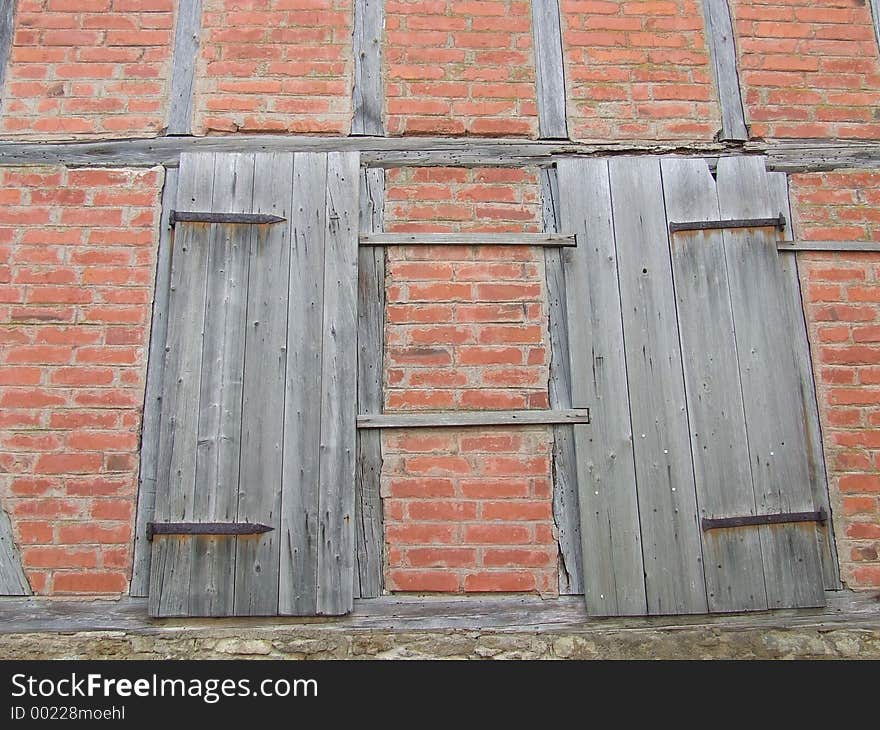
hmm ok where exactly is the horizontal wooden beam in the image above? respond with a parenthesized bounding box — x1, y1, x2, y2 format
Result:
(360, 232, 576, 247)
(357, 409, 590, 429)
(778, 241, 880, 252)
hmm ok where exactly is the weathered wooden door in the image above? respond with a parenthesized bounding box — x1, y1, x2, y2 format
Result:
(148, 151, 359, 617)
(558, 156, 834, 616)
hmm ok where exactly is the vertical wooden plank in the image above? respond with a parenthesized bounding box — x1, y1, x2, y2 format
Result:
(188, 153, 254, 616)
(0, 507, 29, 595)
(702, 0, 749, 141)
(233, 153, 294, 615)
(167, 0, 203, 134)
(149, 153, 215, 617)
(0, 0, 15, 97)
(716, 156, 825, 609)
(352, 0, 384, 135)
(279, 153, 328, 616)
(531, 0, 568, 139)
(662, 158, 768, 612)
(768, 171, 840, 589)
(355, 167, 385, 599)
(541, 167, 582, 595)
(316, 152, 360, 615)
(609, 157, 708, 616)
(556, 158, 646, 616)
(131, 166, 177, 597)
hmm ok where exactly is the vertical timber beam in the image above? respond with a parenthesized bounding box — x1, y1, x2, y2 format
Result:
(167, 0, 203, 135)
(355, 168, 386, 598)
(702, 0, 749, 141)
(541, 167, 583, 594)
(131, 168, 178, 596)
(0, 0, 15, 99)
(352, 0, 384, 136)
(531, 0, 569, 139)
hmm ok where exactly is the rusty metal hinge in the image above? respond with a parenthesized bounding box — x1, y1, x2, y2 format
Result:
(701, 508, 826, 532)
(669, 213, 786, 234)
(147, 522, 274, 540)
(169, 211, 286, 226)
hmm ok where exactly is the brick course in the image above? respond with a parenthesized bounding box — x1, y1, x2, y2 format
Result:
(731, 0, 880, 139)
(792, 170, 880, 588)
(0, 0, 174, 138)
(382, 167, 557, 593)
(195, 0, 353, 134)
(0, 166, 162, 594)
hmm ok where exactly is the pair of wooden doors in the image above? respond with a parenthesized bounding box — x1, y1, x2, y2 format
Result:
(148, 152, 359, 617)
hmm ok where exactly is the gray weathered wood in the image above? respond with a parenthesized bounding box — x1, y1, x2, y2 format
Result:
(716, 156, 825, 609)
(0, 507, 29, 596)
(361, 233, 576, 247)
(768, 172, 841, 590)
(167, 0, 203, 134)
(662, 158, 767, 612)
(778, 241, 880, 252)
(357, 409, 590, 429)
(132, 167, 178, 597)
(315, 152, 360, 615)
(531, 0, 568, 139)
(189, 153, 254, 617)
(149, 153, 215, 617)
(541, 167, 582, 595)
(352, 0, 384, 136)
(702, 0, 748, 141)
(609, 157, 708, 616)
(234, 153, 294, 615)
(557, 158, 646, 616)
(280, 153, 328, 616)
(870, 0, 880, 55)
(355, 167, 385, 599)
(0, 0, 15, 99)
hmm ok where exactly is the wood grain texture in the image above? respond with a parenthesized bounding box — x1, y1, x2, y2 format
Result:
(0, 0, 15, 96)
(716, 156, 824, 609)
(0, 507, 29, 596)
(315, 152, 359, 616)
(149, 153, 216, 617)
(662, 157, 767, 612)
(131, 167, 177, 597)
(767, 171, 840, 590)
(531, 0, 568, 139)
(166, 0, 203, 135)
(355, 167, 386, 599)
(557, 158, 646, 616)
(609, 157, 708, 616)
(234, 153, 294, 615)
(279, 153, 328, 616)
(361, 233, 575, 246)
(357, 410, 590, 429)
(352, 0, 384, 135)
(702, 0, 748, 141)
(541, 167, 582, 595)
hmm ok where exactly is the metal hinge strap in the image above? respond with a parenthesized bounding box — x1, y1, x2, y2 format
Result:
(669, 213, 786, 234)
(701, 509, 826, 532)
(169, 211, 286, 226)
(147, 522, 274, 540)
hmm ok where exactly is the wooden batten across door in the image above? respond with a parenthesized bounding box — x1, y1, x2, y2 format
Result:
(148, 151, 360, 618)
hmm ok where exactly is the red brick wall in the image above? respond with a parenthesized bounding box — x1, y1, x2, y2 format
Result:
(792, 170, 880, 589)
(0, 166, 162, 594)
(0, 0, 174, 139)
(560, 0, 720, 140)
(384, 1, 538, 136)
(382, 167, 557, 593)
(731, 0, 880, 139)
(195, 0, 353, 134)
